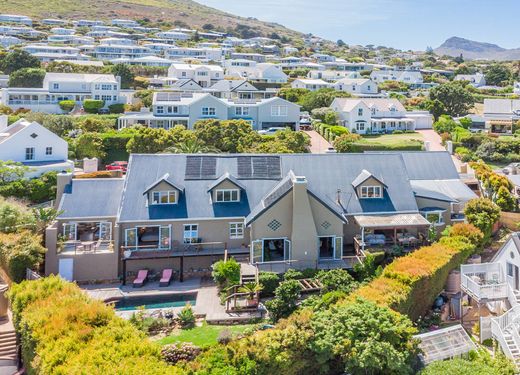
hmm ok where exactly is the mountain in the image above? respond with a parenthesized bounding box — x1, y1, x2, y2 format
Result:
(435, 36, 520, 61)
(0, 0, 302, 40)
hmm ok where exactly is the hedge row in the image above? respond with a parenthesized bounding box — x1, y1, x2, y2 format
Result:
(8, 276, 177, 374)
(348, 141, 423, 152)
(313, 122, 349, 143)
(352, 223, 480, 320)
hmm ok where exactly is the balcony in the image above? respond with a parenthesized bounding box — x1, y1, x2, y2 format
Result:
(59, 240, 114, 255)
(461, 262, 508, 302)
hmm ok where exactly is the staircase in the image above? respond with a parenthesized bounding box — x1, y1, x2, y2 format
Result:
(491, 304, 520, 369)
(0, 328, 17, 366)
(502, 322, 520, 368)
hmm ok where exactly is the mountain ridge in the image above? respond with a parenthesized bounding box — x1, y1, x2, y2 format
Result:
(435, 36, 520, 60)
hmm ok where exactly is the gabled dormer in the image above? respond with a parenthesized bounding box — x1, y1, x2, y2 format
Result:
(143, 173, 184, 205)
(207, 173, 246, 203)
(352, 169, 387, 199)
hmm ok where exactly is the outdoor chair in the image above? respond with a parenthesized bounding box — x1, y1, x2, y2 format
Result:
(159, 269, 173, 287)
(133, 269, 148, 288)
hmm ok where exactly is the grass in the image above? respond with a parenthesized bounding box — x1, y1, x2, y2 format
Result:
(360, 132, 424, 146)
(157, 323, 253, 347)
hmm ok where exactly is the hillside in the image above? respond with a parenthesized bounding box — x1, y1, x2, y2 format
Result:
(0, 0, 303, 40)
(435, 36, 520, 61)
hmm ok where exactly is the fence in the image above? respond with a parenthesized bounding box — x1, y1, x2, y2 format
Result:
(25, 268, 41, 280)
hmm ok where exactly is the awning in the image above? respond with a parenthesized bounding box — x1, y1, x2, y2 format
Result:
(354, 213, 430, 228)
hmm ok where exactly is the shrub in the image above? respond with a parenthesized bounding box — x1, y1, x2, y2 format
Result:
(316, 269, 356, 294)
(265, 280, 301, 322)
(161, 343, 201, 365)
(0, 231, 46, 282)
(75, 171, 114, 179)
(464, 198, 500, 239)
(109, 103, 125, 114)
(7, 276, 171, 374)
(212, 258, 240, 290)
(177, 303, 196, 328)
(59, 100, 76, 112)
(283, 268, 304, 280)
(333, 133, 362, 152)
(217, 328, 233, 345)
(444, 223, 484, 248)
(258, 271, 280, 297)
(82, 99, 104, 113)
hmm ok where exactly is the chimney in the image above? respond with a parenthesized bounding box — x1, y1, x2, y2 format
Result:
(0, 115, 7, 132)
(55, 171, 73, 209)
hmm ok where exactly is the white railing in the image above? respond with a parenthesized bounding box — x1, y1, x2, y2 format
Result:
(480, 316, 492, 343)
(492, 317, 516, 361)
(508, 283, 518, 307)
(460, 263, 508, 301)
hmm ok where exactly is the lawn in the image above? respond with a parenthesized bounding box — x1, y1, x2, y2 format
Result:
(157, 323, 254, 347)
(360, 132, 424, 146)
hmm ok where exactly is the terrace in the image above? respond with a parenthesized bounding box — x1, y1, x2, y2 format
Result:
(461, 262, 508, 302)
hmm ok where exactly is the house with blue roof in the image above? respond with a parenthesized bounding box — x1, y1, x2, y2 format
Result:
(45, 152, 476, 283)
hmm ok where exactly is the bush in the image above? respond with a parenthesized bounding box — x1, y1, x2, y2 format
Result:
(59, 100, 76, 112)
(7, 276, 171, 374)
(161, 343, 201, 365)
(0, 231, 46, 282)
(75, 171, 114, 179)
(217, 328, 233, 345)
(109, 103, 125, 114)
(82, 99, 104, 113)
(444, 223, 484, 248)
(333, 133, 362, 152)
(212, 258, 240, 290)
(265, 280, 301, 322)
(177, 303, 196, 328)
(283, 268, 304, 280)
(258, 271, 280, 297)
(316, 269, 356, 294)
(464, 198, 500, 239)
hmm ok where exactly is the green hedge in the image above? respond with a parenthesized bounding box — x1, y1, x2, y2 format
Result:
(8, 276, 174, 374)
(348, 142, 423, 152)
(100, 131, 133, 163)
(59, 100, 75, 112)
(83, 99, 105, 114)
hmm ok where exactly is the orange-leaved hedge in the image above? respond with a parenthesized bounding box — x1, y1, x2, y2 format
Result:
(8, 275, 179, 375)
(351, 224, 480, 320)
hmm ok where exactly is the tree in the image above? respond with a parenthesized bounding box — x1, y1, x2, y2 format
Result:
(8, 68, 45, 87)
(433, 115, 458, 134)
(125, 127, 173, 154)
(333, 133, 361, 153)
(310, 299, 419, 375)
(496, 185, 517, 212)
(299, 89, 351, 112)
(485, 63, 512, 86)
(429, 82, 474, 117)
(277, 88, 309, 103)
(134, 90, 153, 107)
(75, 132, 106, 160)
(422, 98, 446, 121)
(0, 49, 40, 74)
(111, 63, 135, 89)
(265, 280, 301, 322)
(464, 198, 500, 238)
(316, 269, 356, 294)
(164, 138, 218, 154)
(0, 231, 46, 282)
(0, 199, 34, 234)
(0, 161, 28, 184)
(194, 119, 257, 153)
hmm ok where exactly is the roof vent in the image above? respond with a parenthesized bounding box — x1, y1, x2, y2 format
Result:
(30, 133, 38, 138)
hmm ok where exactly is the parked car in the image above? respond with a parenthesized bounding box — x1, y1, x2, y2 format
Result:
(106, 161, 128, 172)
(258, 127, 287, 135)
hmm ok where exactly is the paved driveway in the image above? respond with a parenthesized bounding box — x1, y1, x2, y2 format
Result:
(416, 129, 446, 151)
(303, 130, 332, 154)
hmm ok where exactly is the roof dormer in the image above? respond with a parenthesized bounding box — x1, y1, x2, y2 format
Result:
(352, 169, 386, 199)
(207, 173, 246, 203)
(143, 173, 184, 205)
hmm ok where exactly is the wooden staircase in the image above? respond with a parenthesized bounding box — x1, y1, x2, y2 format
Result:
(0, 327, 17, 367)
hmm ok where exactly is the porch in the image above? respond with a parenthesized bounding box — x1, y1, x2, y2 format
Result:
(117, 112, 189, 129)
(461, 262, 508, 302)
(352, 213, 430, 253)
(60, 221, 113, 254)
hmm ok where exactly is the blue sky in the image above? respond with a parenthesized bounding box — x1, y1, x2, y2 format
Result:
(195, 0, 519, 50)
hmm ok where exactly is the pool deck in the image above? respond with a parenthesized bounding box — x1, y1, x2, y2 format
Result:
(82, 278, 264, 323)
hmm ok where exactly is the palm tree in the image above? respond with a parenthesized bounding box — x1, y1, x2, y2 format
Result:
(163, 139, 219, 154)
(238, 282, 263, 303)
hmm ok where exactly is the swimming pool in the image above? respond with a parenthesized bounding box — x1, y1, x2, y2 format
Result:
(114, 293, 197, 311)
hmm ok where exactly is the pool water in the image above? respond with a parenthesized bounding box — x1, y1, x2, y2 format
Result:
(114, 293, 197, 311)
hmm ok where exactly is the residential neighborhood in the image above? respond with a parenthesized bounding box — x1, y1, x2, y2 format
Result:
(0, 3, 519, 375)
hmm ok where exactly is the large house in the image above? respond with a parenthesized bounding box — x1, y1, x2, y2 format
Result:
(167, 63, 224, 88)
(370, 70, 424, 86)
(0, 118, 73, 177)
(333, 78, 378, 96)
(22, 44, 88, 62)
(3, 73, 124, 114)
(165, 47, 223, 62)
(291, 79, 331, 91)
(454, 73, 486, 87)
(226, 62, 288, 84)
(45, 152, 475, 282)
(117, 92, 300, 130)
(483, 99, 520, 134)
(330, 98, 433, 133)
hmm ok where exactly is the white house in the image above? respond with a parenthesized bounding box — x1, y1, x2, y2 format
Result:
(3, 73, 124, 114)
(454, 73, 486, 87)
(93, 40, 153, 60)
(308, 70, 362, 82)
(111, 19, 139, 28)
(370, 70, 424, 86)
(167, 63, 224, 88)
(333, 78, 378, 96)
(226, 62, 288, 84)
(0, 35, 21, 48)
(0, 14, 32, 26)
(154, 31, 191, 42)
(165, 47, 222, 62)
(330, 98, 432, 134)
(110, 56, 174, 67)
(0, 118, 73, 177)
(291, 79, 331, 91)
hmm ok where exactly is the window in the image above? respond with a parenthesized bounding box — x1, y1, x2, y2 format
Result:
(235, 107, 249, 116)
(183, 224, 198, 243)
(508, 262, 514, 277)
(421, 210, 446, 226)
(156, 106, 164, 114)
(360, 186, 382, 198)
(94, 95, 100, 100)
(215, 189, 239, 202)
(151, 191, 177, 205)
(181, 72, 187, 77)
(356, 122, 365, 131)
(202, 107, 216, 116)
(45, 147, 52, 155)
(371, 108, 376, 115)
(167, 106, 179, 114)
(52, 83, 59, 90)
(271, 105, 288, 117)
(197, 71, 208, 76)
(358, 108, 363, 116)
(25, 147, 34, 160)
(229, 222, 244, 239)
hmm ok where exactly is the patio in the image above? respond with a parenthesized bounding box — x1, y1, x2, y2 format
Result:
(460, 262, 508, 302)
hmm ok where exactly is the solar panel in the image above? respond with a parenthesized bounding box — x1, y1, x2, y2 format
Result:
(185, 156, 217, 179)
(237, 156, 281, 179)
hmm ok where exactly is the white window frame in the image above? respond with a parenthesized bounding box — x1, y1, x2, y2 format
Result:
(358, 108, 363, 116)
(356, 122, 365, 131)
(421, 210, 446, 226)
(271, 105, 288, 117)
(183, 224, 198, 244)
(25, 147, 35, 160)
(202, 107, 216, 116)
(229, 222, 244, 239)
(235, 107, 249, 116)
(215, 189, 239, 202)
(152, 191, 177, 205)
(156, 106, 164, 114)
(360, 186, 382, 198)
(45, 146, 53, 155)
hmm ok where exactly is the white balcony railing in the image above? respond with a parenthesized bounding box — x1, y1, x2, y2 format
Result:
(491, 304, 520, 362)
(461, 262, 508, 301)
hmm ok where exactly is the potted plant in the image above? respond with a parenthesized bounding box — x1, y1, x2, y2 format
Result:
(239, 282, 263, 307)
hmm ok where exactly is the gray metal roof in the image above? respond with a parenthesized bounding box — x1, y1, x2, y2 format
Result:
(411, 180, 476, 203)
(58, 178, 125, 219)
(396, 151, 460, 180)
(117, 153, 421, 222)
